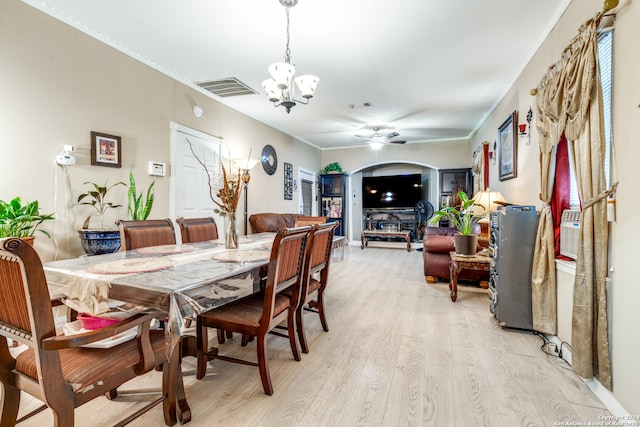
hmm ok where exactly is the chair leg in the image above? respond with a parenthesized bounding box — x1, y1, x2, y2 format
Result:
(196, 319, 208, 380)
(0, 381, 20, 427)
(296, 304, 310, 354)
(317, 290, 329, 332)
(216, 329, 226, 344)
(256, 333, 273, 396)
(288, 309, 301, 361)
(48, 397, 75, 427)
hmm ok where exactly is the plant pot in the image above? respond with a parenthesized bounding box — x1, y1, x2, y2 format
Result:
(78, 229, 121, 256)
(454, 234, 478, 256)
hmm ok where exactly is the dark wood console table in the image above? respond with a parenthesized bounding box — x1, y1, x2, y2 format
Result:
(449, 252, 490, 302)
(361, 230, 411, 251)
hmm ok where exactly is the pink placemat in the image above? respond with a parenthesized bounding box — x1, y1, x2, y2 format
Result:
(87, 257, 174, 274)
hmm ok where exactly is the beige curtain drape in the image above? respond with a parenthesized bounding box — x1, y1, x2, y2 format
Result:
(532, 14, 613, 389)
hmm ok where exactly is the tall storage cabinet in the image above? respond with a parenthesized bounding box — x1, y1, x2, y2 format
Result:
(320, 174, 346, 236)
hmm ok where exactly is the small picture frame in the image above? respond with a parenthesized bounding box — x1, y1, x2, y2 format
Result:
(91, 131, 122, 168)
(498, 111, 517, 181)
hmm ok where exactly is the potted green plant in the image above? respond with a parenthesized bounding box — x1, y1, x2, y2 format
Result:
(0, 197, 54, 245)
(76, 180, 126, 255)
(429, 191, 485, 255)
(320, 162, 347, 175)
(127, 167, 155, 220)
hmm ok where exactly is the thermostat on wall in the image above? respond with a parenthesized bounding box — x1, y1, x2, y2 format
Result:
(148, 161, 166, 177)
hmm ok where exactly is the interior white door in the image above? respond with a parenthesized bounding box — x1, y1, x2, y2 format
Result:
(170, 123, 225, 234)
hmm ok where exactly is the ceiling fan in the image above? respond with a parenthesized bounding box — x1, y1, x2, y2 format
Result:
(355, 127, 407, 147)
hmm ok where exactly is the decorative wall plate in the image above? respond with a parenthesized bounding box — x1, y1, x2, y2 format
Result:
(261, 144, 278, 175)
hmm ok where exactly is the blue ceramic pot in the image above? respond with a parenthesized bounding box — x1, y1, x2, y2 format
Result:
(78, 229, 121, 256)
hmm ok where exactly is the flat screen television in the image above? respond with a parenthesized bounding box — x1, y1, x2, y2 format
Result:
(362, 174, 422, 209)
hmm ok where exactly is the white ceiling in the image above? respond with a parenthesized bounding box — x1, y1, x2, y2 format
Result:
(24, 0, 570, 150)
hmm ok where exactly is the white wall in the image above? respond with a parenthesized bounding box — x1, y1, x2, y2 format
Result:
(0, 0, 321, 261)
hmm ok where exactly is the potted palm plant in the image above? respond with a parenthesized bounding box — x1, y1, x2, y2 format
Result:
(76, 180, 126, 255)
(0, 197, 55, 245)
(429, 191, 486, 255)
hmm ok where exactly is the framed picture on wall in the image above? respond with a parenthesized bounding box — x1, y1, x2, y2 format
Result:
(498, 111, 517, 181)
(91, 131, 122, 168)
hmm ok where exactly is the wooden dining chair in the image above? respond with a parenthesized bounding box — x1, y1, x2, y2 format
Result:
(176, 216, 219, 243)
(118, 218, 176, 250)
(0, 238, 177, 426)
(195, 226, 313, 395)
(286, 221, 337, 353)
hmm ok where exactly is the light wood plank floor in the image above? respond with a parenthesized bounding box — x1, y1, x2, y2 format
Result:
(16, 246, 610, 426)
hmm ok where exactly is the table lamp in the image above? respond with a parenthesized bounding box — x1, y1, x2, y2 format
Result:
(471, 189, 506, 237)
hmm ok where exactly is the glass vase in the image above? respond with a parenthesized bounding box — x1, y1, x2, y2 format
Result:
(225, 211, 239, 249)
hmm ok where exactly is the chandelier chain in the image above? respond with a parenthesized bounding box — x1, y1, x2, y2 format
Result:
(284, 6, 292, 63)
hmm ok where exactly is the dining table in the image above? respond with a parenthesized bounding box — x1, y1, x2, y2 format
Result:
(42, 232, 278, 425)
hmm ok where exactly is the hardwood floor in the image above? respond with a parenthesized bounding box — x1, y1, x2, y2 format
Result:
(16, 246, 609, 426)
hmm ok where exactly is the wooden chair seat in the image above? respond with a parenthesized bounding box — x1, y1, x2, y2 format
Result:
(15, 330, 166, 392)
(198, 293, 291, 333)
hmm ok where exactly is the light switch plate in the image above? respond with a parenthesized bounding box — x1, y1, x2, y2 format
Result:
(148, 161, 166, 176)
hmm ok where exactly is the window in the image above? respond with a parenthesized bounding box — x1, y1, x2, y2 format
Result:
(568, 29, 613, 207)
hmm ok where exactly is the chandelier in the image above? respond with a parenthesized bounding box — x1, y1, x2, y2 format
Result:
(262, 0, 319, 113)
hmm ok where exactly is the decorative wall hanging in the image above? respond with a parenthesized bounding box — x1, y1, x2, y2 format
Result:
(284, 162, 293, 200)
(90, 131, 121, 168)
(498, 111, 518, 181)
(261, 144, 278, 175)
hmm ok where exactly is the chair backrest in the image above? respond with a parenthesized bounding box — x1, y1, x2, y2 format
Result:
(0, 237, 59, 367)
(176, 217, 219, 243)
(294, 216, 327, 227)
(118, 218, 176, 250)
(261, 226, 313, 329)
(307, 222, 338, 277)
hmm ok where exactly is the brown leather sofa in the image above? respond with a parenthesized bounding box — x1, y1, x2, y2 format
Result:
(423, 226, 488, 284)
(248, 213, 304, 233)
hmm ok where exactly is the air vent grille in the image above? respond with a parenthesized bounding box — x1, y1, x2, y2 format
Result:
(196, 78, 258, 97)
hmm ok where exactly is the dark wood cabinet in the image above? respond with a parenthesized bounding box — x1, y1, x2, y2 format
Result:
(320, 174, 346, 236)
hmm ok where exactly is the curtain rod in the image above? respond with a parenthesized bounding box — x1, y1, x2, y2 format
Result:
(530, 0, 618, 96)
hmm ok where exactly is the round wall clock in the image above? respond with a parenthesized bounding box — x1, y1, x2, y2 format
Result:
(261, 144, 278, 175)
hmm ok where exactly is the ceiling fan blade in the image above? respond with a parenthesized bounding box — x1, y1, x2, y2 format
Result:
(389, 140, 407, 144)
(385, 131, 400, 139)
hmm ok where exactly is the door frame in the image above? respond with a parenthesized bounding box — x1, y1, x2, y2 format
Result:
(298, 167, 317, 216)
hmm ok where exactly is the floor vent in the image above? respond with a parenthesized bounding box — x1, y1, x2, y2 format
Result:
(196, 78, 258, 97)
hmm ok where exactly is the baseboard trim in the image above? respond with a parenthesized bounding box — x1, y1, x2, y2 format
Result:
(546, 335, 631, 417)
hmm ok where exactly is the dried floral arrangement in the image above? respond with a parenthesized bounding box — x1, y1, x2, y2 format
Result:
(186, 138, 242, 216)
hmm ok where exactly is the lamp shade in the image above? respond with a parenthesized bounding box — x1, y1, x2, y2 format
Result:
(233, 157, 259, 171)
(471, 189, 506, 214)
(268, 62, 295, 90)
(294, 75, 319, 99)
(262, 79, 282, 102)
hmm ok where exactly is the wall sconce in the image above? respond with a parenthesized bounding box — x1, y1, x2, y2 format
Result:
(488, 141, 497, 164)
(519, 107, 533, 146)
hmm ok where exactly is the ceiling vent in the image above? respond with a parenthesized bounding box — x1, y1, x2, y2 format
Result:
(196, 78, 258, 97)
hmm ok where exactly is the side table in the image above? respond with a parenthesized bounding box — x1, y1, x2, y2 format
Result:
(449, 252, 491, 302)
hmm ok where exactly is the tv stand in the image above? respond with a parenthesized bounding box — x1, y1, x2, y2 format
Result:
(363, 208, 418, 241)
